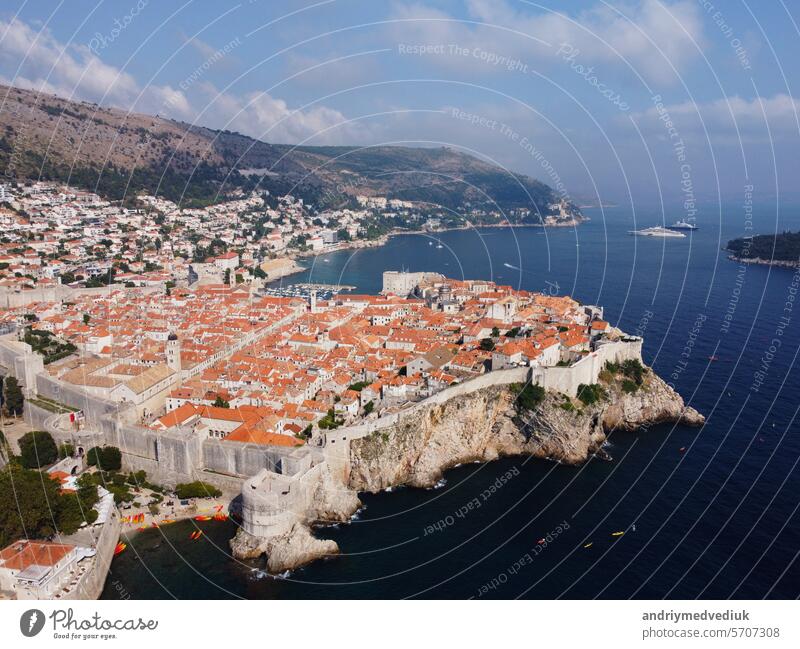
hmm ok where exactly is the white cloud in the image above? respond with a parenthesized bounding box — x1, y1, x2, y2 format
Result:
(193, 82, 372, 145)
(391, 0, 706, 84)
(633, 94, 800, 135)
(0, 17, 364, 145)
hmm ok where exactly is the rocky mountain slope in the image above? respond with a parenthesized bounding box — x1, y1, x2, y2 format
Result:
(0, 83, 571, 215)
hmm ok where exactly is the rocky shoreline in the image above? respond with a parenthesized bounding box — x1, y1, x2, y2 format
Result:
(230, 364, 702, 573)
(726, 254, 800, 269)
(348, 366, 702, 491)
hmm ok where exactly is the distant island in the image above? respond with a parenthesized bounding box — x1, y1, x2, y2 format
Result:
(726, 231, 800, 268)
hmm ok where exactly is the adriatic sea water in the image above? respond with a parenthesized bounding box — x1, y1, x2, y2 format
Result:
(102, 201, 800, 599)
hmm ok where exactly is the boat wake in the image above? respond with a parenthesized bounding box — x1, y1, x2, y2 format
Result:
(250, 568, 292, 581)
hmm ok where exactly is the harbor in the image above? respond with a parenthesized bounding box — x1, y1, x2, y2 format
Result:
(260, 282, 357, 300)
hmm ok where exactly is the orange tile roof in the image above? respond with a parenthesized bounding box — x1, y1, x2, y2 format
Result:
(0, 540, 75, 570)
(225, 426, 304, 447)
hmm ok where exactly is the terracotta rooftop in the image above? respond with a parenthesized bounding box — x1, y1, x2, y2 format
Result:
(0, 540, 75, 570)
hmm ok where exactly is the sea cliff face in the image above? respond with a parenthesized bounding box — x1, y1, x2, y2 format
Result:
(348, 366, 703, 491)
(233, 364, 702, 572)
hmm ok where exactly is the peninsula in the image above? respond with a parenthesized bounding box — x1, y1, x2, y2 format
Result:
(0, 268, 703, 591)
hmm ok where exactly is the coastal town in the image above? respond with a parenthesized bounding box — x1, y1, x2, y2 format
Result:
(0, 179, 641, 600)
(0, 180, 582, 299)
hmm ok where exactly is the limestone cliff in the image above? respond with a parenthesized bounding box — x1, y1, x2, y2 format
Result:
(348, 366, 703, 491)
(232, 364, 702, 573)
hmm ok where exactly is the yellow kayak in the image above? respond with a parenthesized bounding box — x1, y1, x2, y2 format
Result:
(611, 531, 625, 537)
(583, 542, 593, 548)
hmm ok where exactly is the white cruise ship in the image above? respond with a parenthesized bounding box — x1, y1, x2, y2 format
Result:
(628, 226, 687, 238)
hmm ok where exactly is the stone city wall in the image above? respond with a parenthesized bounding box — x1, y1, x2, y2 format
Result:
(531, 339, 643, 397)
(36, 373, 135, 426)
(321, 340, 642, 482)
(0, 340, 44, 395)
(64, 511, 121, 600)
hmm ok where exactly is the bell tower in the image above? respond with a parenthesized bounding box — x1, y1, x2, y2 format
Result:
(166, 332, 181, 373)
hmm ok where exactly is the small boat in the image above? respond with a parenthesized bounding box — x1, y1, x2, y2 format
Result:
(160, 519, 175, 525)
(611, 531, 625, 537)
(679, 447, 686, 453)
(537, 538, 546, 545)
(194, 515, 212, 521)
(583, 542, 593, 548)
(708, 355, 719, 361)
(114, 543, 127, 555)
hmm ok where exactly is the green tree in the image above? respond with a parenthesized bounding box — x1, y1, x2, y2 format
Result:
(479, 337, 495, 351)
(577, 383, 606, 406)
(213, 396, 230, 408)
(56, 494, 93, 534)
(512, 383, 545, 411)
(86, 446, 122, 471)
(18, 431, 58, 469)
(76, 473, 99, 510)
(621, 359, 646, 385)
(58, 443, 75, 459)
(0, 465, 60, 545)
(174, 481, 222, 499)
(2, 376, 24, 416)
(0, 466, 54, 543)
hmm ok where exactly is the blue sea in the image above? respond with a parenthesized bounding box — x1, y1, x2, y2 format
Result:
(102, 202, 800, 599)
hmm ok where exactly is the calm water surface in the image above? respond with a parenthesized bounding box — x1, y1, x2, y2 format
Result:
(103, 203, 800, 599)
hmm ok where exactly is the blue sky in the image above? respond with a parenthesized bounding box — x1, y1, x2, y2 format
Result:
(1, 1, 799, 206)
